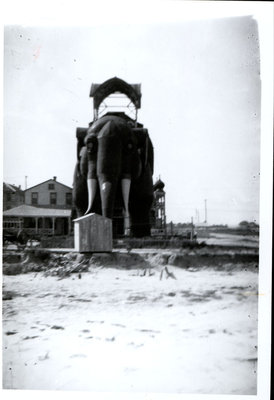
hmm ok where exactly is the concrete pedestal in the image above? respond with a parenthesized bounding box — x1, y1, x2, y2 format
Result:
(74, 213, 112, 252)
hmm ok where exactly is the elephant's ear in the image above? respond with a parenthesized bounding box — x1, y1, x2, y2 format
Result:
(133, 129, 153, 175)
(76, 127, 88, 161)
(79, 147, 88, 177)
(145, 136, 154, 175)
(131, 149, 142, 180)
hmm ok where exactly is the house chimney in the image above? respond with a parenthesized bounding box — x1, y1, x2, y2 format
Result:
(53, 176, 57, 181)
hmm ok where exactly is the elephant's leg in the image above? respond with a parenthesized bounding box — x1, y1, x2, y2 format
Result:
(121, 178, 131, 236)
(72, 164, 88, 217)
(129, 164, 154, 237)
(98, 178, 118, 219)
(130, 198, 152, 237)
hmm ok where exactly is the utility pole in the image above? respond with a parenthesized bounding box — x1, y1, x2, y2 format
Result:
(195, 208, 200, 224)
(204, 199, 207, 224)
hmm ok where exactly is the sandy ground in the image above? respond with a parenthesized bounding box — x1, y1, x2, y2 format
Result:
(2, 259, 258, 395)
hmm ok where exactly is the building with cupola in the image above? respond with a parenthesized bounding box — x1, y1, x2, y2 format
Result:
(150, 178, 167, 236)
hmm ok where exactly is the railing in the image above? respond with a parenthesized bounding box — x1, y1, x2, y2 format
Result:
(23, 228, 53, 236)
(3, 221, 22, 229)
(113, 237, 197, 249)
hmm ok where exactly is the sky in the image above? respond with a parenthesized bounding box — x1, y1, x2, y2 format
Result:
(2, 2, 272, 226)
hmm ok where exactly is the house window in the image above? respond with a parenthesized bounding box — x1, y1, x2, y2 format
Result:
(50, 192, 57, 205)
(31, 192, 38, 205)
(6, 193, 11, 201)
(66, 192, 72, 206)
(48, 183, 55, 190)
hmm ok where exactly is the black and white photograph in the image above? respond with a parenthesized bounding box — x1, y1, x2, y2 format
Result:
(1, 1, 273, 399)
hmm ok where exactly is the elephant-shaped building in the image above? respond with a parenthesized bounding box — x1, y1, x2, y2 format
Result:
(72, 77, 154, 238)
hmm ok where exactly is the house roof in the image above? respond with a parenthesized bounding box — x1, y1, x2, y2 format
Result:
(3, 183, 23, 193)
(3, 205, 71, 218)
(24, 178, 72, 192)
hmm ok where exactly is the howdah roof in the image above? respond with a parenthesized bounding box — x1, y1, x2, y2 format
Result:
(90, 77, 142, 110)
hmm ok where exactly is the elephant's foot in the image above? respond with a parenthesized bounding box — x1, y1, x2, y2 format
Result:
(124, 215, 131, 236)
(124, 228, 131, 236)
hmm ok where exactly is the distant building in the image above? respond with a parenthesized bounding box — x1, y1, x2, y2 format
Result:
(3, 177, 73, 237)
(3, 205, 72, 236)
(150, 178, 167, 236)
(24, 176, 72, 209)
(3, 183, 25, 211)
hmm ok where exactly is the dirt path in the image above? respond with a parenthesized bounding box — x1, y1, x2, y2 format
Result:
(3, 264, 258, 394)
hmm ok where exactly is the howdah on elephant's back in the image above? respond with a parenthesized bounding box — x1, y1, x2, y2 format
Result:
(72, 77, 154, 238)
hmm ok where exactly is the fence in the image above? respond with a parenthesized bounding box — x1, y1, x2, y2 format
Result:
(40, 235, 74, 249)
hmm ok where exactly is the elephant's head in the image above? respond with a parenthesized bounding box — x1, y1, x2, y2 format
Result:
(84, 115, 142, 231)
(73, 113, 154, 237)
